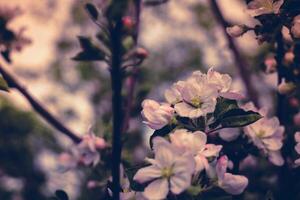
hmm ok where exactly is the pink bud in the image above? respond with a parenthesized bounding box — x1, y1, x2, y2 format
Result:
(284, 51, 295, 64)
(289, 97, 299, 108)
(122, 16, 135, 30)
(294, 113, 300, 127)
(135, 47, 148, 59)
(95, 137, 106, 150)
(226, 25, 247, 37)
(264, 56, 277, 73)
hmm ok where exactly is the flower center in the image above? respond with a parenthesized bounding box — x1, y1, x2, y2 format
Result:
(161, 167, 173, 178)
(190, 98, 203, 108)
(256, 130, 266, 138)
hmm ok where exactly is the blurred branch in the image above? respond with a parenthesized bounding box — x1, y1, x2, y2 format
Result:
(122, 0, 142, 133)
(0, 63, 81, 143)
(209, 0, 260, 107)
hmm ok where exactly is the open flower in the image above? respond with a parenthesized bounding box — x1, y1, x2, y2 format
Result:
(134, 137, 195, 199)
(244, 116, 284, 166)
(141, 99, 174, 130)
(174, 74, 218, 118)
(169, 129, 222, 172)
(294, 132, 300, 166)
(216, 156, 248, 195)
(164, 81, 185, 105)
(247, 0, 284, 17)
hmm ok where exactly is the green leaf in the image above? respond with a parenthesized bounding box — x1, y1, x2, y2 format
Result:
(0, 76, 9, 92)
(149, 125, 175, 148)
(55, 190, 69, 200)
(85, 3, 99, 20)
(72, 36, 105, 61)
(176, 116, 205, 132)
(220, 109, 262, 128)
(214, 97, 239, 119)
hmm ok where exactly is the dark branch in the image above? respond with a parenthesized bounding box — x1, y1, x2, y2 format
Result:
(209, 0, 260, 107)
(0, 63, 81, 143)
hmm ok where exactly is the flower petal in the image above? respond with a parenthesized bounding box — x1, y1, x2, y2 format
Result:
(133, 165, 162, 183)
(143, 179, 169, 200)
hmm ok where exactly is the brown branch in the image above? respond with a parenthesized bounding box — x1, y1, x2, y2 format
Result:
(0, 63, 81, 143)
(209, 0, 260, 107)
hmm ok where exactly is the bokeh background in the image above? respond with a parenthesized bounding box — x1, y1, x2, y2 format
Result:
(0, 0, 281, 199)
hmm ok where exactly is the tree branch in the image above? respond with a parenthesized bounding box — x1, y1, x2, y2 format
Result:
(209, 0, 260, 107)
(0, 63, 81, 143)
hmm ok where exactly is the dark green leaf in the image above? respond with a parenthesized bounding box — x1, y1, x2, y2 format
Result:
(55, 190, 69, 200)
(213, 97, 239, 119)
(0, 76, 9, 92)
(149, 125, 175, 148)
(220, 109, 262, 128)
(85, 3, 99, 20)
(176, 116, 205, 132)
(72, 36, 105, 61)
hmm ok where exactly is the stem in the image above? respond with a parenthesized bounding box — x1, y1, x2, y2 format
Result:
(109, 16, 124, 200)
(209, 0, 259, 107)
(0, 64, 81, 143)
(122, 0, 141, 133)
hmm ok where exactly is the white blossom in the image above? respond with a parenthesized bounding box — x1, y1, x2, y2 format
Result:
(169, 129, 222, 172)
(141, 99, 174, 130)
(216, 156, 249, 195)
(244, 115, 284, 166)
(133, 137, 195, 199)
(247, 0, 284, 17)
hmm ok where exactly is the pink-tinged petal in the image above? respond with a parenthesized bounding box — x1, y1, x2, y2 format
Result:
(174, 102, 194, 117)
(143, 179, 169, 200)
(154, 140, 176, 168)
(170, 172, 192, 194)
(295, 132, 300, 143)
(216, 155, 228, 180)
(220, 92, 244, 100)
(133, 165, 162, 183)
(202, 144, 223, 157)
(262, 138, 283, 151)
(295, 143, 300, 155)
(218, 173, 248, 195)
(173, 153, 196, 174)
(268, 151, 284, 166)
(194, 155, 209, 173)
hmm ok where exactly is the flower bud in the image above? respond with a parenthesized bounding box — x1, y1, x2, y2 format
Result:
(122, 16, 135, 30)
(226, 25, 247, 37)
(289, 97, 299, 108)
(87, 181, 99, 189)
(277, 79, 296, 95)
(95, 137, 106, 150)
(284, 51, 295, 65)
(291, 15, 300, 38)
(294, 112, 300, 127)
(264, 56, 277, 73)
(135, 47, 148, 60)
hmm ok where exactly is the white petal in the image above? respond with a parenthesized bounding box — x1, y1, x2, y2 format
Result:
(216, 156, 228, 180)
(218, 173, 248, 195)
(174, 102, 194, 117)
(170, 172, 192, 194)
(268, 151, 284, 166)
(262, 138, 283, 151)
(133, 165, 162, 183)
(143, 179, 169, 200)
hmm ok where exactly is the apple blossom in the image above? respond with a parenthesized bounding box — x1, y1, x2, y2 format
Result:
(277, 79, 296, 95)
(141, 99, 174, 130)
(133, 137, 195, 199)
(169, 129, 222, 172)
(226, 25, 247, 37)
(216, 156, 248, 195)
(247, 0, 284, 17)
(294, 132, 300, 166)
(244, 115, 284, 166)
(264, 56, 277, 74)
(164, 81, 185, 105)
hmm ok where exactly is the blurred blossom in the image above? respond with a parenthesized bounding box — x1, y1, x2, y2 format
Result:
(244, 110, 285, 166)
(169, 129, 222, 172)
(294, 112, 300, 127)
(0, 6, 22, 23)
(282, 26, 293, 43)
(216, 156, 248, 195)
(291, 15, 300, 38)
(264, 56, 277, 74)
(277, 79, 296, 95)
(134, 137, 195, 199)
(246, 0, 284, 17)
(294, 132, 300, 166)
(141, 99, 174, 130)
(226, 25, 247, 37)
(284, 51, 295, 65)
(240, 155, 258, 170)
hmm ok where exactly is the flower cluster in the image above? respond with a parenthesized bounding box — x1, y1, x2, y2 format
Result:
(132, 69, 263, 199)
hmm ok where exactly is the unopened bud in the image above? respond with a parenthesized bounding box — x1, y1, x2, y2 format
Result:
(87, 181, 99, 189)
(289, 97, 299, 108)
(278, 79, 296, 95)
(95, 137, 106, 150)
(226, 25, 248, 37)
(264, 56, 277, 73)
(284, 51, 295, 65)
(122, 16, 135, 30)
(294, 112, 300, 127)
(135, 47, 148, 59)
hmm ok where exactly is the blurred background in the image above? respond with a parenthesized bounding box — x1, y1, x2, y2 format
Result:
(0, 0, 281, 199)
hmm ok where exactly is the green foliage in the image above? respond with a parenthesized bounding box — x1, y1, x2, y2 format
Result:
(73, 36, 105, 61)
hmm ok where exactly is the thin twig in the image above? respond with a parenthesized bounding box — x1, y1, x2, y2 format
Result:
(209, 0, 260, 107)
(122, 0, 142, 133)
(0, 63, 81, 143)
